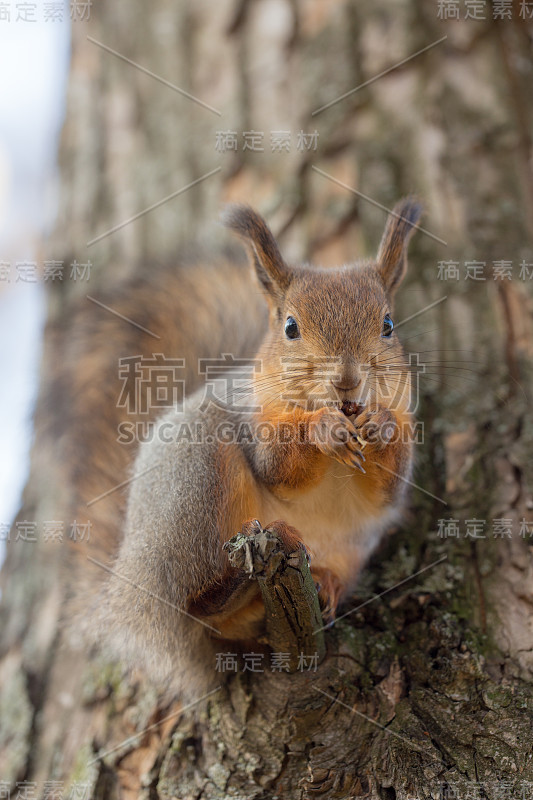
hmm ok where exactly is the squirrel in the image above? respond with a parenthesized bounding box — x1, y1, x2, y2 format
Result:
(51, 199, 421, 697)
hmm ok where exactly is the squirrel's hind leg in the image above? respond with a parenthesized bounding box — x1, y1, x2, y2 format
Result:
(188, 517, 314, 641)
(310, 565, 343, 623)
(188, 562, 265, 641)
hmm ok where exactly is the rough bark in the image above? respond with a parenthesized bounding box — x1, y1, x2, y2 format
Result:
(1, 2, 533, 799)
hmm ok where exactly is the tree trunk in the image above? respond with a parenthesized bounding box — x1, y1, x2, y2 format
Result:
(1, 2, 532, 799)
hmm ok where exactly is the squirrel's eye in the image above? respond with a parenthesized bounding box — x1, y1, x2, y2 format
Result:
(382, 314, 394, 337)
(284, 316, 300, 340)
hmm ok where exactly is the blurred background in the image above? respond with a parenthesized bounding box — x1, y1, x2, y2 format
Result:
(0, 1, 532, 796)
(0, 5, 69, 562)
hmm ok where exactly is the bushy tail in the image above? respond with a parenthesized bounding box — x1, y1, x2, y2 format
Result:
(38, 245, 266, 585)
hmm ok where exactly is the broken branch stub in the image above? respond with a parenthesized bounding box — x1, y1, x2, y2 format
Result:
(224, 524, 326, 671)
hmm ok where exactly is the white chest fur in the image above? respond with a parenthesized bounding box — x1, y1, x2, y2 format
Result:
(258, 461, 400, 589)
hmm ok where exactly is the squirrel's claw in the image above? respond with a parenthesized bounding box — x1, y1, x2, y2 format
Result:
(347, 439, 366, 461)
(351, 457, 366, 474)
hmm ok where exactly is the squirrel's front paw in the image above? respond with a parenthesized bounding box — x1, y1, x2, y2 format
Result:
(237, 518, 306, 557)
(353, 405, 398, 451)
(308, 407, 366, 472)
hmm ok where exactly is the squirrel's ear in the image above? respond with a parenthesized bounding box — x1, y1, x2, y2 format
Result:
(376, 197, 423, 295)
(222, 204, 292, 298)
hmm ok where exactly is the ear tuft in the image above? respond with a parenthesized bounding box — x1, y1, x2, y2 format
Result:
(376, 196, 423, 294)
(221, 204, 291, 297)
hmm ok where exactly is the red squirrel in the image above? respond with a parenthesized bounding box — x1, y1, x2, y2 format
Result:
(90, 199, 422, 695)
